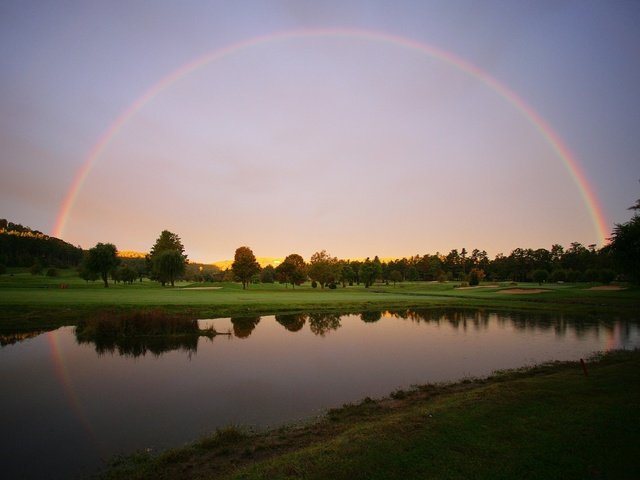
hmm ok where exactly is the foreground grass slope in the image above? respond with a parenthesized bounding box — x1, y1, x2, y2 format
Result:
(98, 350, 640, 480)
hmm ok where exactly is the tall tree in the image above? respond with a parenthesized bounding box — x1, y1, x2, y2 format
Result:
(308, 250, 338, 288)
(232, 246, 261, 289)
(275, 254, 307, 288)
(609, 196, 640, 283)
(152, 250, 186, 287)
(85, 243, 119, 288)
(148, 230, 187, 286)
(360, 257, 382, 288)
(150, 230, 186, 257)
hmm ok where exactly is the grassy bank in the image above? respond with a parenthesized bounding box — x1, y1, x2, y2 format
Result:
(1, 269, 639, 332)
(97, 349, 640, 480)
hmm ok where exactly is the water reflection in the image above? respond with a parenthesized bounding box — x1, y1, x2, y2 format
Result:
(75, 333, 200, 357)
(308, 313, 341, 336)
(73, 311, 216, 357)
(0, 329, 49, 346)
(360, 311, 382, 323)
(2, 308, 638, 480)
(230, 316, 261, 338)
(275, 313, 306, 332)
(3, 308, 635, 357)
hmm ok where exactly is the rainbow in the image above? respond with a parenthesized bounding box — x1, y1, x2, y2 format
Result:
(47, 330, 101, 451)
(52, 27, 608, 244)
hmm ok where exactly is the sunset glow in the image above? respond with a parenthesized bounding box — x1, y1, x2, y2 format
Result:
(2, 2, 638, 262)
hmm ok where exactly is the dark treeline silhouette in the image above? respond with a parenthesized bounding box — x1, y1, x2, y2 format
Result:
(0, 219, 83, 268)
(4, 191, 638, 286)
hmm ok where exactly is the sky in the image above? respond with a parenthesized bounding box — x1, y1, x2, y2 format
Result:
(1, 1, 639, 263)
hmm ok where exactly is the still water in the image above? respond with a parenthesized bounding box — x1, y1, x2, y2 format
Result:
(2, 309, 639, 479)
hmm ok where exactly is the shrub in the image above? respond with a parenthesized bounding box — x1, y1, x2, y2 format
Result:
(599, 269, 616, 285)
(311, 280, 318, 288)
(46, 268, 58, 277)
(30, 262, 43, 275)
(532, 269, 549, 285)
(550, 269, 567, 283)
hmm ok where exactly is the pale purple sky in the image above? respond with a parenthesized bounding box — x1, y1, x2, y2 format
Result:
(1, 1, 639, 262)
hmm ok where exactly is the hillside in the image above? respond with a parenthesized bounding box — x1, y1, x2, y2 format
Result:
(212, 257, 283, 270)
(0, 219, 83, 268)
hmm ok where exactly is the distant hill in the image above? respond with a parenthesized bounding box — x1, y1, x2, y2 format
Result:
(0, 219, 83, 268)
(118, 250, 147, 259)
(213, 257, 283, 270)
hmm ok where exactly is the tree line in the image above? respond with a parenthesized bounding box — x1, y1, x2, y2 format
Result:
(0, 219, 83, 271)
(3, 194, 638, 286)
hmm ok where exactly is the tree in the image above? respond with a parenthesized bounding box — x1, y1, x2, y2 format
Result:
(150, 230, 186, 257)
(260, 265, 276, 283)
(390, 270, 403, 286)
(532, 269, 549, 285)
(338, 261, 355, 287)
(232, 246, 261, 289)
(468, 268, 485, 286)
(360, 257, 382, 288)
(308, 250, 338, 288)
(152, 250, 185, 287)
(609, 197, 640, 283)
(275, 254, 307, 288)
(86, 243, 119, 288)
(149, 230, 188, 286)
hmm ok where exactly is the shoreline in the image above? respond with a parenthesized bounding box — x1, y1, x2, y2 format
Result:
(96, 349, 640, 479)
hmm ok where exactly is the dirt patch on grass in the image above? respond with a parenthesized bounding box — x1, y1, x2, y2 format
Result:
(179, 287, 222, 290)
(587, 285, 626, 291)
(498, 288, 550, 294)
(456, 284, 500, 290)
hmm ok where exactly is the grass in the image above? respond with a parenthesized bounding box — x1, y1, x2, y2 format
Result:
(1, 268, 639, 332)
(96, 349, 640, 480)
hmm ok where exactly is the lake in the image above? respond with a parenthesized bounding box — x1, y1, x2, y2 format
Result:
(2, 308, 638, 479)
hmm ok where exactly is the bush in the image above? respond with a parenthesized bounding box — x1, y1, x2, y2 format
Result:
(532, 269, 549, 285)
(584, 268, 599, 282)
(46, 268, 58, 277)
(599, 269, 616, 285)
(30, 262, 43, 275)
(567, 269, 583, 283)
(468, 270, 480, 286)
(0, 263, 6, 275)
(550, 269, 567, 283)
(311, 280, 318, 288)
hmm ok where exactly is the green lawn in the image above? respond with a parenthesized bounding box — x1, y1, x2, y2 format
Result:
(98, 350, 640, 480)
(1, 268, 639, 332)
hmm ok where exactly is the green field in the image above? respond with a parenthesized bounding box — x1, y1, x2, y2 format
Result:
(98, 350, 640, 480)
(1, 267, 639, 332)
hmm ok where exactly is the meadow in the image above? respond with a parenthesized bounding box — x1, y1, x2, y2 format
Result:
(1, 267, 639, 333)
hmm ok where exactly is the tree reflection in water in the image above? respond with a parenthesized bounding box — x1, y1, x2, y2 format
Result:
(76, 334, 199, 357)
(275, 313, 306, 332)
(74, 310, 214, 357)
(360, 311, 382, 323)
(56, 308, 637, 355)
(230, 316, 261, 339)
(308, 313, 341, 336)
